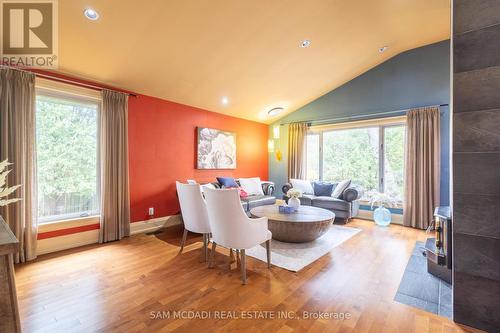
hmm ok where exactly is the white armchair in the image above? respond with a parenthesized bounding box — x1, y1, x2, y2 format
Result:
(203, 187, 271, 284)
(175, 181, 211, 261)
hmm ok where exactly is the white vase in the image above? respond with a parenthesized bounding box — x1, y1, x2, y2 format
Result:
(288, 197, 300, 211)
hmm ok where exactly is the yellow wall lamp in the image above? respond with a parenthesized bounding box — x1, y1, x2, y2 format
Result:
(268, 125, 282, 161)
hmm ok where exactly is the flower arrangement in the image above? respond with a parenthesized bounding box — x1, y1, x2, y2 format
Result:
(367, 190, 399, 209)
(286, 188, 302, 199)
(0, 159, 21, 207)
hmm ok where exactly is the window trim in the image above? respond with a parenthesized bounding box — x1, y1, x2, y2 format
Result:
(36, 77, 102, 101)
(38, 211, 101, 225)
(308, 115, 405, 132)
(38, 215, 100, 232)
(306, 117, 405, 203)
(35, 83, 102, 225)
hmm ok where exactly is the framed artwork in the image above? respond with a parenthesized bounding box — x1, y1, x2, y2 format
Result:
(197, 127, 237, 169)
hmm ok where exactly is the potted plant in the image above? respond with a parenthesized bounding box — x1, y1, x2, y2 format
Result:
(286, 188, 302, 211)
(0, 159, 21, 208)
(367, 191, 399, 226)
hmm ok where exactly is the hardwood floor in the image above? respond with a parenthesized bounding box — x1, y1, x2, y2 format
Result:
(15, 220, 483, 333)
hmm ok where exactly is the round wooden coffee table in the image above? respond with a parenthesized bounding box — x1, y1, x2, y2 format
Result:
(250, 205, 335, 243)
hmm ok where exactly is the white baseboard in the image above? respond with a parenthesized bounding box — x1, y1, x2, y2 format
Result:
(36, 215, 183, 256)
(130, 214, 183, 235)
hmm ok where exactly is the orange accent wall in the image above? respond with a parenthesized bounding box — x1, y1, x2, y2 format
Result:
(23, 69, 268, 237)
(128, 94, 269, 222)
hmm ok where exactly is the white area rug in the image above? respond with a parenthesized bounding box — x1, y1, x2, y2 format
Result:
(246, 225, 361, 272)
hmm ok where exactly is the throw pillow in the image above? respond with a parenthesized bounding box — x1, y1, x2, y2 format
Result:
(313, 182, 335, 197)
(238, 177, 264, 196)
(290, 178, 314, 195)
(216, 176, 238, 188)
(238, 188, 249, 198)
(332, 179, 351, 198)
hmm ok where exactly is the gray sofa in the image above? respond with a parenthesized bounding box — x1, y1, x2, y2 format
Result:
(210, 180, 276, 212)
(282, 181, 363, 223)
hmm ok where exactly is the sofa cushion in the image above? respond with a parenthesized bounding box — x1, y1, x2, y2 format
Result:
(313, 181, 335, 196)
(244, 195, 276, 211)
(312, 196, 350, 211)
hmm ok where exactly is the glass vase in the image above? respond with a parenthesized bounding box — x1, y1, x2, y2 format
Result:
(374, 206, 391, 226)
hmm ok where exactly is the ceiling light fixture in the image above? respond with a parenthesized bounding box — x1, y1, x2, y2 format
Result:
(84, 8, 99, 21)
(268, 107, 284, 117)
(379, 46, 389, 53)
(221, 96, 229, 105)
(300, 40, 311, 48)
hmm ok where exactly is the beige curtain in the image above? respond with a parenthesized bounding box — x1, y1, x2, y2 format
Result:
(403, 106, 440, 229)
(100, 89, 130, 242)
(0, 67, 37, 263)
(288, 122, 308, 179)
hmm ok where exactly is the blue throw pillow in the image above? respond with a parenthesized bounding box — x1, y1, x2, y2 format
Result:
(313, 182, 335, 197)
(217, 177, 238, 188)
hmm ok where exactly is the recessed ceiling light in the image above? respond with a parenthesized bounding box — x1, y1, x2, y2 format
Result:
(379, 46, 389, 53)
(221, 96, 229, 105)
(300, 40, 311, 48)
(268, 107, 284, 117)
(84, 8, 99, 21)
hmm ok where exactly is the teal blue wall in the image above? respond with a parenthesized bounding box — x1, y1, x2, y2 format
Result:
(269, 40, 451, 206)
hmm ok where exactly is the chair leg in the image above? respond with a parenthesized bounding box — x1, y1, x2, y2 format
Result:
(179, 228, 188, 254)
(236, 249, 240, 267)
(208, 242, 217, 268)
(265, 240, 271, 268)
(230, 248, 235, 260)
(240, 249, 246, 285)
(203, 234, 209, 262)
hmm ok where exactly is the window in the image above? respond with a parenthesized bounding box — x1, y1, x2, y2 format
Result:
(305, 119, 405, 203)
(383, 125, 405, 200)
(322, 127, 379, 193)
(36, 91, 100, 223)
